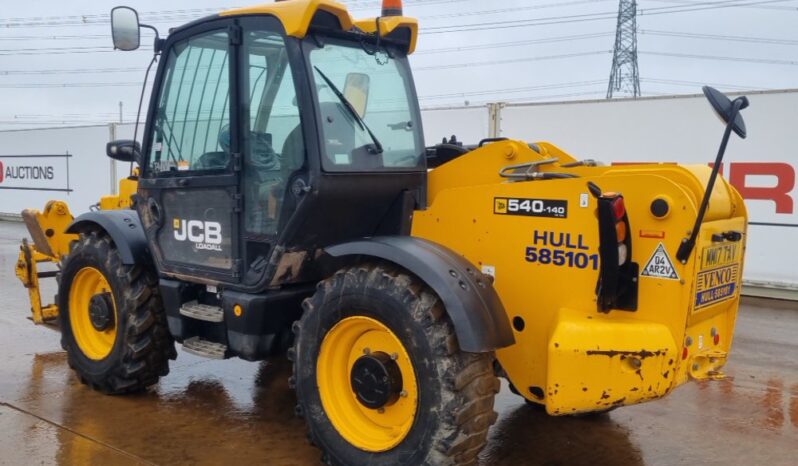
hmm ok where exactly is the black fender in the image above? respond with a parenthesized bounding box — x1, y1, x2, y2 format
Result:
(66, 210, 150, 265)
(326, 237, 515, 353)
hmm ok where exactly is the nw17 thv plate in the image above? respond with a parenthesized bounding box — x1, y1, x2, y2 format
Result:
(694, 243, 741, 311)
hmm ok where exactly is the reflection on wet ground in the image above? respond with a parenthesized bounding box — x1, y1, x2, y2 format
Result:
(1, 220, 796, 465)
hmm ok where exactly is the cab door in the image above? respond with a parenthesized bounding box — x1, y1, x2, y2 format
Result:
(138, 20, 244, 283)
(236, 20, 309, 286)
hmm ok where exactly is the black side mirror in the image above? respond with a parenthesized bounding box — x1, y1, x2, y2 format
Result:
(676, 87, 750, 263)
(111, 6, 141, 51)
(703, 86, 749, 139)
(107, 140, 141, 163)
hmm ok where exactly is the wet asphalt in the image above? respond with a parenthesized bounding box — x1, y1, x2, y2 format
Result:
(0, 220, 795, 466)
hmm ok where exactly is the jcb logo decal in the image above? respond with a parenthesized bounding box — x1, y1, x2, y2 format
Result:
(173, 219, 223, 252)
(494, 198, 507, 214)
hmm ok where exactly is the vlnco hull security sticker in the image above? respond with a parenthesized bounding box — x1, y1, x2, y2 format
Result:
(694, 243, 741, 310)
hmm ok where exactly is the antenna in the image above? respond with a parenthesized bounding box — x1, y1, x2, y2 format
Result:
(607, 0, 640, 99)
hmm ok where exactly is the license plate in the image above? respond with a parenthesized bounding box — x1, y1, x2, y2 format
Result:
(700, 243, 739, 269)
(694, 244, 741, 310)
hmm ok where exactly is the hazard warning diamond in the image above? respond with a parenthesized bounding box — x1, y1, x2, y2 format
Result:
(641, 243, 679, 280)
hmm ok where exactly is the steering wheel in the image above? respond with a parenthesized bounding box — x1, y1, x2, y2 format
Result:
(218, 124, 281, 170)
(195, 125, 281, 172)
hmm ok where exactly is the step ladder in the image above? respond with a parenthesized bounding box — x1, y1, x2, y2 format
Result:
(182, 337, 227, 360)
(179, 300, 224, 322)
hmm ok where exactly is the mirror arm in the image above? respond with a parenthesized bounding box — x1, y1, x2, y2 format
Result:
(140, 23, 159, 39)
(676, 97, 744, 264)
(140, 23, 164, 53)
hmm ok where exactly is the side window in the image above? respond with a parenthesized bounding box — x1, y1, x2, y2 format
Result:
(309, 41, 423, 172)
(267, 66, 304, 172)
(249, 53, 269, 128)
(242, 31, 303, 236)
(149, 31, 230, 174)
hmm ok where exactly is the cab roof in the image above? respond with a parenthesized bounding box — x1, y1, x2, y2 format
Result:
(219, 0, 418, 54)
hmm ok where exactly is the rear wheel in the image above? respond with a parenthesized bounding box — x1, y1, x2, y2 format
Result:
(58, 231, 176, 394)
(291, 264, 499, 466)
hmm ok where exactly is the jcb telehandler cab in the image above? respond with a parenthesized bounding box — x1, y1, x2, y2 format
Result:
(15, 1, 749, 464)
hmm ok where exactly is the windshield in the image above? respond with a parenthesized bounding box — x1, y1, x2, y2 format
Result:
(308, 38, 424, 172)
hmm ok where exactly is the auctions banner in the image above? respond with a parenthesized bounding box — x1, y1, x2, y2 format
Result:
(0, 154, 71, 192)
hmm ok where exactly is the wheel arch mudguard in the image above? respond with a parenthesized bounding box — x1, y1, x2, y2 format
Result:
(66, 210, 150, 265)
(326, 237, 515, 353)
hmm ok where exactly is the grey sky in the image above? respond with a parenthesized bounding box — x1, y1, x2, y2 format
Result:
(0, 0, 795, 130)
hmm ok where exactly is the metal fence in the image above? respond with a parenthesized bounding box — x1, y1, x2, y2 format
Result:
(2, 89, 796, 293)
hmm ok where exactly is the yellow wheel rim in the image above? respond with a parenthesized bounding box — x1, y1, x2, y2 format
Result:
(317, 316, 418, 452)
(68, 267, 118, 360)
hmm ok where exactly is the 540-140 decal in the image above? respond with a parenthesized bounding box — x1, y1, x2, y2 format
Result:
(495, 197, 567, 218)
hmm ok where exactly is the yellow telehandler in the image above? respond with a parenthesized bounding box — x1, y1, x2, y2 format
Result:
(15, 1, 748, 464)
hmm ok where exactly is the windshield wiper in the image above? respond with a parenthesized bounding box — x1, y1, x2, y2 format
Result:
(313, 66, 383, 154)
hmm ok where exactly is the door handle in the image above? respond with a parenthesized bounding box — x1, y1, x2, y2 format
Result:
(147, 197, 163, 226)
(178, 178, 189, 187)
(291, 178, 311, 196)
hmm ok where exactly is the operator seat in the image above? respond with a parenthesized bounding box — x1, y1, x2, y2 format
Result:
(281, 124, 305, 172)
(319, 101, 356, 166)
(281, 101, 356, 169)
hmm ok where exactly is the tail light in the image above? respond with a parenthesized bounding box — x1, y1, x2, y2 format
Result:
(589, 182, 638, 313)
(610, 195, 626, 220)
(382, 0, 403, 16)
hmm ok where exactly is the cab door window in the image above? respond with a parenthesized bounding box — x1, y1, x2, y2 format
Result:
(149, 31, 231, 174)
(242, 30, 304, 236)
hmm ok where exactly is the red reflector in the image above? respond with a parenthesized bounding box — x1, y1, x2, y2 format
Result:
(713, 334, 720, 345)
(682, 347, 689, 360)
(611, 197, 626, 220)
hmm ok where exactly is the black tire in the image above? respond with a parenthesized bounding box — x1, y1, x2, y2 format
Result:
(291, 263, 500, 466)
(58, 230, 176, 394)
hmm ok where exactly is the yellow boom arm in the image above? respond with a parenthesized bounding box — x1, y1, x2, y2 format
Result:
(15, 176, 138, 325)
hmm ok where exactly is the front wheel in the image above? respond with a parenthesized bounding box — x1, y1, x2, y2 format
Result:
(58, 230, 176, 394)
(291, 264, 499, 466)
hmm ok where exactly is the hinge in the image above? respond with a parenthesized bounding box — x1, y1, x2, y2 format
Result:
(232, 193, 242, 213)
(229, 24, 242, 45)
(232, 259, 242, 278)
(232, 152, 242, 171)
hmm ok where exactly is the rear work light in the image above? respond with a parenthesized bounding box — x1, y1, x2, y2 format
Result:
(588, 182, 639, 313)
(382, 0, 403, 16)
(618, 243, 628, 266)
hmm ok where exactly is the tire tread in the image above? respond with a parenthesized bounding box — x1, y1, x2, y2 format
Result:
(59, 230, 175, 395)
(293, 263, 499, 466)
